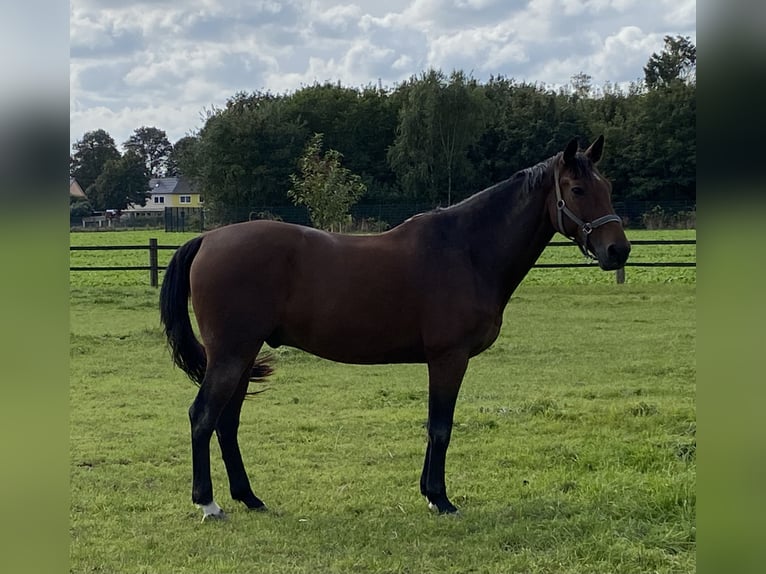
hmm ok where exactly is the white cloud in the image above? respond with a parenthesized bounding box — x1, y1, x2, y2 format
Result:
(70, 0, 696, 147)
(662, 0, 696, 28)
(70, 102, 206, 148)
(309, 3, 363, 36)
(426, 23, 528, 73)
(69, 11, 115, 51)
(591, 26, 662, 83)
(392, 54, 414, 71)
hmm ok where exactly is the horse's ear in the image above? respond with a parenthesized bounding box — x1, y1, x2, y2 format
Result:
(563, 138, 579, 165)
(585, 134, 605, 164)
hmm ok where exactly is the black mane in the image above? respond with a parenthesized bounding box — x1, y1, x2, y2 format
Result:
(402, 150, 598, 240)
(431, 154, 558, 216)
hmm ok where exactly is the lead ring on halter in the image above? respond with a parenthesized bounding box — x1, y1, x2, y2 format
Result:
(553, 158, 622, 259)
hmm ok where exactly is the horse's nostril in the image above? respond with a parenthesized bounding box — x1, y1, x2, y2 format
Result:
(607, 243, 630, 263)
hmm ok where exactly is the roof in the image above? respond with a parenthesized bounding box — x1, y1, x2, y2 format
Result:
(148, 177, 180, 194)
(70, 177, 87, 199)
(148, 176, 198, 195)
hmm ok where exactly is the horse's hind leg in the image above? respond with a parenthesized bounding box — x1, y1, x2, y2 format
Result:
(215, 369, 266, 511)
(189, 353, 253, 520)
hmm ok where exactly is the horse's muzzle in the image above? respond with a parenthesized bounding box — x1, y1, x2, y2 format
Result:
(598, 242, 631, 271)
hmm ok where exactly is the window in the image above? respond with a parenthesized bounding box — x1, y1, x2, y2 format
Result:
(180, 195, 192, 204)
(153, 196, 165, 204)
(198, 196, 204, 203)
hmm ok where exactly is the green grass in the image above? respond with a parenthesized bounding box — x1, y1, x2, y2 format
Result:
(70, 275, 695, 572)
(69, 229, 696, 287)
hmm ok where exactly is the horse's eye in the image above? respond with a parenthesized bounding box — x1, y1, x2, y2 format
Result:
(571, 186, 585, 196)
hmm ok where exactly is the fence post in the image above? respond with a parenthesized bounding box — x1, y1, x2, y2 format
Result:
(615, 267, 625, 284)
(149, 238, 159, 288)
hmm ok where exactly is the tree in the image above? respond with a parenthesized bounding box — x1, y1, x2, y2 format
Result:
(70, 129, 120, 192)
(167, 61, 694, 225)
(577, 83, 636, 202)
(388, 69, 488, 205)
(626, 80, 696, 202)
(86, 150, 150, 211)
(167, 135, 200, 177)
(644, 35, 696, 89)
(193, 91, 307, 224)
(123, 126, 174, 177)
(348, 85, 401, 201)
(288, 133, 366, 231)
(284, 82, 400, 203)
(570, 72, 593, 99)
(470, 77, 584, 190)
(69, 198, 92, 219)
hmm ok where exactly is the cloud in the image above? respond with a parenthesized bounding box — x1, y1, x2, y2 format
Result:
(594, 26, 663, 82)
(70, 102, 207, 148)
(426, 23, 529, 75)
(70, 0, 696, 148)
(309, 3, 363, 38)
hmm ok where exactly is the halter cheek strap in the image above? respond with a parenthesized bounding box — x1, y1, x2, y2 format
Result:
(553, 161, 623, 259)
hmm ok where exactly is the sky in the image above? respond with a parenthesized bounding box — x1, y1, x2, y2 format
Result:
(70, 0, 696, 150)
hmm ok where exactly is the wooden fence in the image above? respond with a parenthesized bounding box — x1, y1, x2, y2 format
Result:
(70, 238, 696, 287)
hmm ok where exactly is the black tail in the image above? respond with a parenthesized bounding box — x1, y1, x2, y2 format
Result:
(159, 236, 274, 388)
(159, 236, 207, 385)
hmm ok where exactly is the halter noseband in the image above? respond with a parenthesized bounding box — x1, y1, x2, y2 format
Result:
(553, 159, 623, 260)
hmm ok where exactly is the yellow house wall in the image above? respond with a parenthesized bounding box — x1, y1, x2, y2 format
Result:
(154, 193, 203, 207)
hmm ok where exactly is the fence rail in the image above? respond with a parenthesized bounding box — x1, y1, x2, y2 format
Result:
(70, 238, 696, 287)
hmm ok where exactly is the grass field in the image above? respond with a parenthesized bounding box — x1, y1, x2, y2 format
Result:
(70, 229, 695, 573)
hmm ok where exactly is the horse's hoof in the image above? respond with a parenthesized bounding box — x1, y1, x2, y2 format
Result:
(199, 501, 227, 522)
(426, 498, 459, 514)
(240, 492, 268, 512)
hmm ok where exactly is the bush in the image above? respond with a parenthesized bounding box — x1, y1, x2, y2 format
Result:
(120, 215, 164, 229)
(70, 198, 92, 219)
(249, 210, 283, 222)
(641, 205, 696, 229)
(347, 217, 390, 233)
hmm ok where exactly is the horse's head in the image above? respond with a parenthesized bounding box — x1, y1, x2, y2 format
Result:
(548, 135, 631, 271)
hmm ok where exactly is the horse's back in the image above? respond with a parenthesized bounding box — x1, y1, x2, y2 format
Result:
(193, 219, 417, 288)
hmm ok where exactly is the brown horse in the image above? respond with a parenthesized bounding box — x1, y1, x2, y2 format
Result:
(160, 136, 630, 520)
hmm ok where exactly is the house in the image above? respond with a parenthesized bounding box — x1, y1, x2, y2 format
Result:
(70, 177, 86, 200)
(124, 176, 203, 217)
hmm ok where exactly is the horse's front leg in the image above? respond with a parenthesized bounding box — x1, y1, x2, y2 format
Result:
(421, 350, 469, 514)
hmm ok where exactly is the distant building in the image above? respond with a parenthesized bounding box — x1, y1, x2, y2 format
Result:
(124, 176, 203, 217)
(70, 177, 86, 200)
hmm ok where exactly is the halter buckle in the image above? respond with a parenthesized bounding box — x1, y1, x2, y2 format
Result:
(582, 223, 593, 235)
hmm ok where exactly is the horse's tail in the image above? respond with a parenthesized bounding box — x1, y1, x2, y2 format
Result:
(159, 236, 207, 385)
(159, 236, 274, 389)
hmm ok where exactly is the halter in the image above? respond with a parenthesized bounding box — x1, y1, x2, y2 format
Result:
(553, 159, 623, 260)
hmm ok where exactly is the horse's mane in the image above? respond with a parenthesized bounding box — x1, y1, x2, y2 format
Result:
(436, 154, 557, 216)
(404, 150, 595, 229)
(447, 150, 599, 210)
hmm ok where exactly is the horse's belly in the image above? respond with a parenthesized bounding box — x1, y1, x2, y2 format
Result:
(301, 343, 426, 365)
(271, 314, 425, 365)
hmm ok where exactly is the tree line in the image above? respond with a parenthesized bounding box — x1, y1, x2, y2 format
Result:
(70, 35, 695, 228)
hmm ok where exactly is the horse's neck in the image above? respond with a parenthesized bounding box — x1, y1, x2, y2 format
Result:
(462, 170, 556, 306)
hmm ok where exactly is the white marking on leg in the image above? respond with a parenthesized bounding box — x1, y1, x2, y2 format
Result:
(200, 500, 224, 518)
